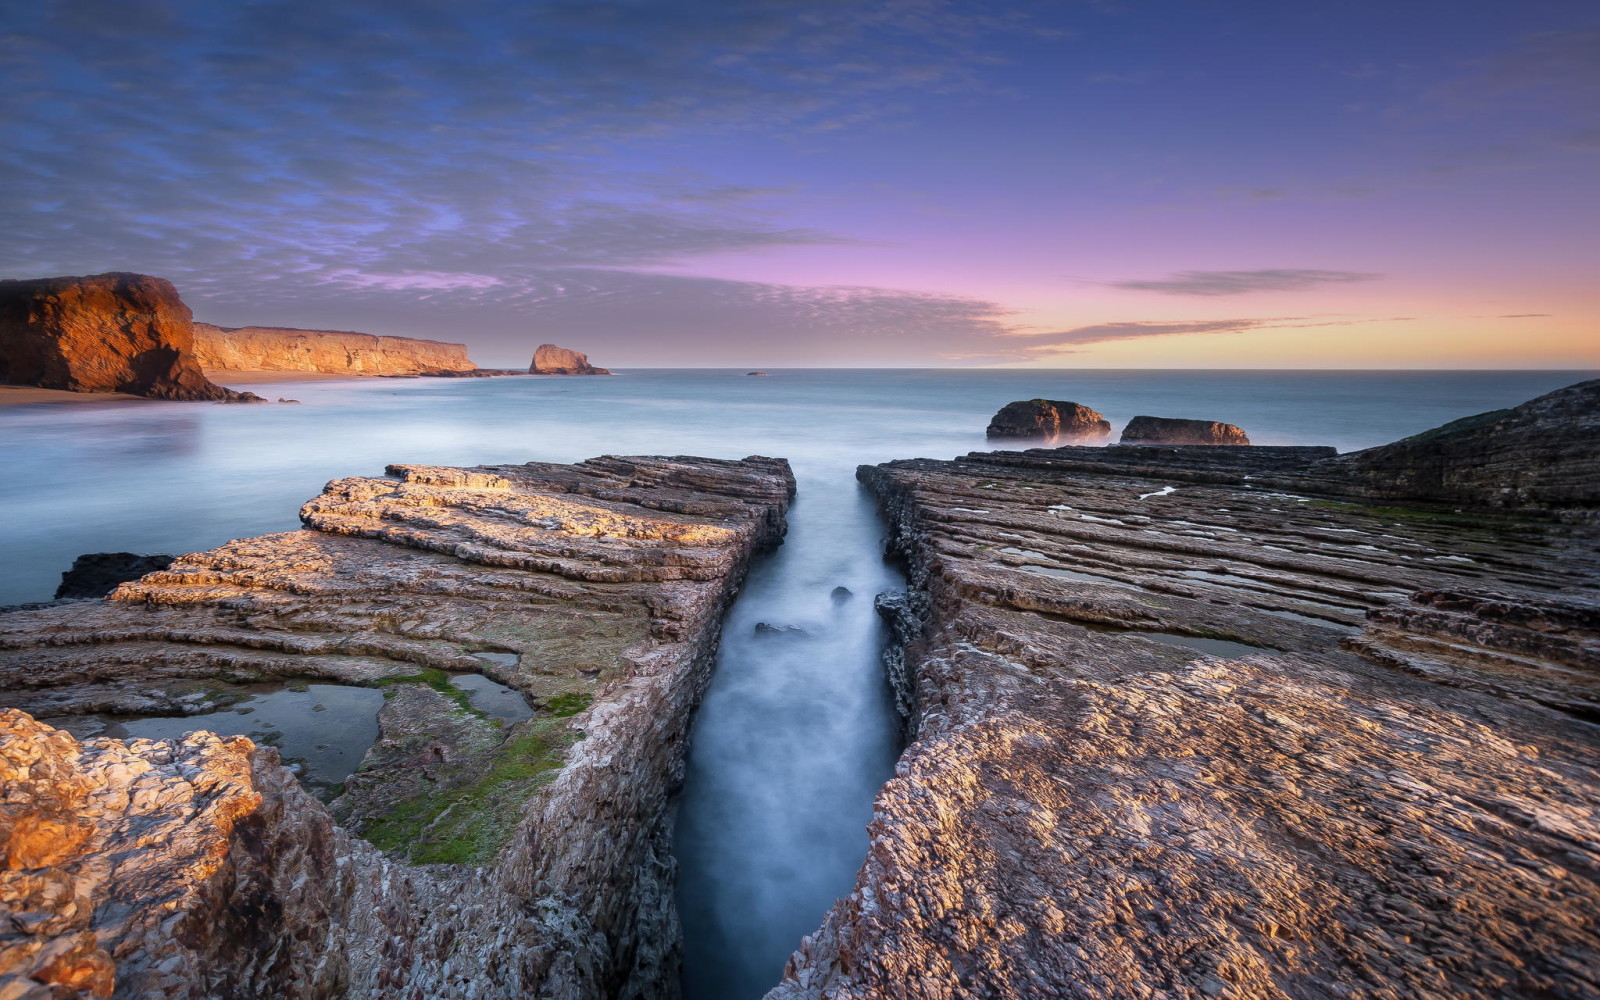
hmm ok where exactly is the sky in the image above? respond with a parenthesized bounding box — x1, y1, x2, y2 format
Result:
(2, 0, 1596, 368)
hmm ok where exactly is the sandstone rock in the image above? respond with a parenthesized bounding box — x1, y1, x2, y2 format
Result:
(1317, 378, 1600, 509)
(192, 324, 476, 375)
(0, 453, 794, 999)
(986, 399, 1110, 442)
(0, 273, 260, 401)
(1120, 414, 1250, 445)
(53, 553, 174, 600)
(529, 344, 613, 375)
(772, 438, 1599, 999)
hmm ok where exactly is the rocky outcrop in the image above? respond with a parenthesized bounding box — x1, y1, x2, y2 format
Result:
(0, 454, 794, 999)
(1316, 379, 1600, 509)
(1121, 414, 1250, 445)
(192, 324, 476, 375)
(773, 419, 1599, 997)
(0, 273, 260, 401)
(530, 344, 613, 375)
(54, 552, 175, 600)
(986, 399, 1110, 442)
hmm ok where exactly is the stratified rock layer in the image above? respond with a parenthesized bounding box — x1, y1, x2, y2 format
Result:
(192, 324, 476, 375)
(0, 273, 258, 401)
(1121, 414, 1250, 445)
(530, 344, 613, 375)
(774, 430, 1599, 998)
(986, 399, 1110, 442)
(0, 454, 794, 1000)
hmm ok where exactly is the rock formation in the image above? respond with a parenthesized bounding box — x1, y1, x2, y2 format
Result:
(1315, 378, 1600, 509)
(192, 324, 476, 375)
(773, 396, 1600, 999)
(0, 273, 261, 401)
(986, 399, 1111, 442)
(1121, 414, 1250, 445)
(530, 344, 613, 375)
(0, 454, 794, 999)
(54, 552, 175, 600)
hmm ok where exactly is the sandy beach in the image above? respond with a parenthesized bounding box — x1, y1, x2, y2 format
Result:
(0, 385, 148, 407)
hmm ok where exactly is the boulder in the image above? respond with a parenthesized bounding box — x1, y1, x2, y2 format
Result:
(192, 324, 475, 375)
(529, 344, 613, 375)
(0, 273, 260, 401)
(986, 399, 1111, 442)
(1120, 415, 1250, 445)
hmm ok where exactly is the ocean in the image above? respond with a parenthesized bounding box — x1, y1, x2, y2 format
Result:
(1, 367, 1592, 998)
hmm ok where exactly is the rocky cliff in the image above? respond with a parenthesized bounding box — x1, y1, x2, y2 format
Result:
(774, 401, 1600, 998)
(0, 273, 259, 401)
(192, 324, 476, 375)
(986, 399, 1110, 442)
(530, 344, 613, 375)
(0, 454, 794, 999)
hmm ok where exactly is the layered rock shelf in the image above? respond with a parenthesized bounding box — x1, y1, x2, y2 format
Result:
(774, 391, 1600, 999)
(192, 324, 478, 375)
(0, 454, 794, 999)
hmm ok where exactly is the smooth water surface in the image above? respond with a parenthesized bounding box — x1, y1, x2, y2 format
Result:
(1, 367, 1592, 997)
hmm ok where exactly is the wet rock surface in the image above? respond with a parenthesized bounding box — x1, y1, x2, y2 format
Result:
(986, 399, 1110, 442)
(774, 415, 1599, 998)
(0, 273, 261, 402)
(53, 552, 175, 600)
(192, 323, 477, 376)
(1120, 414, 1251, 445)
(0, 453, 794, 999)
(530, 344, 613, 375)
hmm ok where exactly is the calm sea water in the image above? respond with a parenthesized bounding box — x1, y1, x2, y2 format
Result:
(0, 368, 1591, 998)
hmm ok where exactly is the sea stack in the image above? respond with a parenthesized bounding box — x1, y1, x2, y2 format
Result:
(529, 344, 613, 375)
(0, 273, 261, 401)
(1120, 415, 1250, 445)
(987, 399, 1111, 442)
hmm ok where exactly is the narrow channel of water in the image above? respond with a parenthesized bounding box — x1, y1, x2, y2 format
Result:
(674, 477, 904, 1000)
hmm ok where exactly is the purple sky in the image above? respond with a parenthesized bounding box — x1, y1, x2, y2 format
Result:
(3, 1, 1596, 367)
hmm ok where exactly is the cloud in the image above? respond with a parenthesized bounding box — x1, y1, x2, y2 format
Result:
(1108, 269, 1383, 297)
(1498, 313, 1551, 318)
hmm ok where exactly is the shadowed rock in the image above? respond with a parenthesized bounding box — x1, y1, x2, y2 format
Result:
(0, 273, 261, 401)
(193, 324, 476, 375)
(529, 344, 613, 375)
(1121, 414, 1250, 445)
(0, 453, 794, 999)
(54, 552, 174, 600)
(987, 399, 1110, 442)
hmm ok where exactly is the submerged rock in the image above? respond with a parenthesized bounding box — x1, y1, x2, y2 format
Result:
(54, 552, 174, 599)
(529, 344, 613, 375)
(0, 273, 261, 401)
(986, 399, 1110, 442)
(1120, 414, 1250, 445)
(0, 453, 794, 999)
(192, 323, 477, 376)
(774, 387, 1600, 1000)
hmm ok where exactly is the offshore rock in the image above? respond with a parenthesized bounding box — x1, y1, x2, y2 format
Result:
(0, 454, 794, 1000)
(530, 344, 613, 375)
(0, 273, 260, 401)
(54, 552, 175, 600)
(1318, 378, 1600, 509)
(774, 402, 1599, 999)
(1120, 414, 1250, 445)
(986, 399, 1110, 442)
(192, 324, 476, 375)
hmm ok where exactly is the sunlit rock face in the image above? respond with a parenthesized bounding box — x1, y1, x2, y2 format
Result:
(1120, 414, 1251, 445)
(0, 273, 259, 401)
(774, 392, 1600, 1000)
(985, 399, 1110, 443)
(192, 323, 476, 375)
(0, 454, 794, 1000)
(529, 343, 613, 375)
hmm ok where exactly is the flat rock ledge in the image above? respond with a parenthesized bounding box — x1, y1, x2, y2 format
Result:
(0, 454, 794, 1000)
(774, 425, 1599, 996)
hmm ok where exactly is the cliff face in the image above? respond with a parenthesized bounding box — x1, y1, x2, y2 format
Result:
(530, 344, 613, 375)
(774, 411, 1600, 998)
(192, 324, 476, 375)
(0, 273, 256, 401)
(0, 454, 794, 999)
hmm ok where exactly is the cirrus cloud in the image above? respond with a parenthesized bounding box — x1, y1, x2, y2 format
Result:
(1109, 269, 1383, 297)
